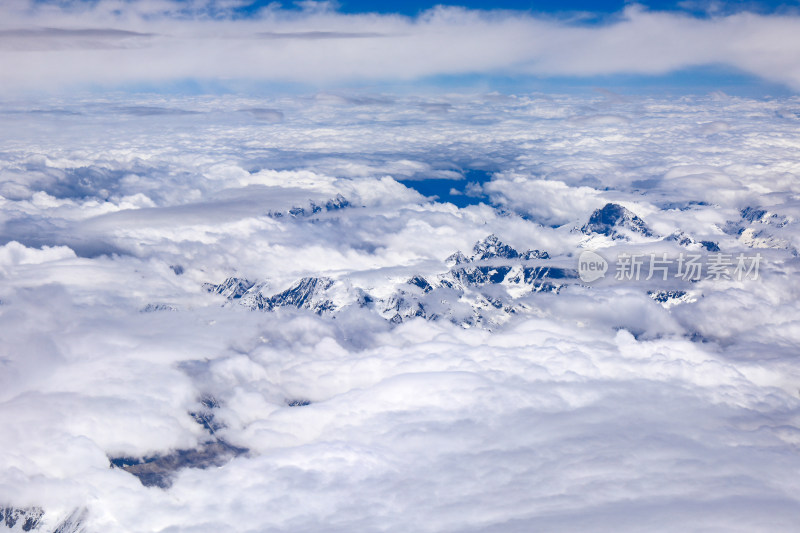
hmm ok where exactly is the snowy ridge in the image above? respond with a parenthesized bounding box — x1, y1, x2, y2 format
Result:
(266, 194, 351, 219)
(724, 206, 798, 254)
(1, 507, 43, 532)
(203, 234, 575, 327)
(0, 507, 86, 533)
(202, 202, 729, 328)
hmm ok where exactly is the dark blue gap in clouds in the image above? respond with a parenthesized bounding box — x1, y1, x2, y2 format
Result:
(399, 169, 492, 208)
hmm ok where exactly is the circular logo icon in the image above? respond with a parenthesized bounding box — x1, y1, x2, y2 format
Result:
(578, 250, 608, 282)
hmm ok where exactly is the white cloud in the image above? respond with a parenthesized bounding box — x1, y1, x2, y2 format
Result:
(0, 240, 75, 267)
(1, 3, 800, 92)
(1, 91, 800, 531)
(484, 176, 601, 226)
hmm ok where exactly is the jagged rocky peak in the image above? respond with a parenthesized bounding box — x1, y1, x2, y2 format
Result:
(201, 236, 568, 328)
(204, 275, 337, 314)
(407, 275, 433, 293)
(385, 292, 430, 324)
(265, 277, 336, 313)
(581, 203, 655, 239)
(666, 230, 694, 247)
(241, 277, 337, 314)
(268, 193, 351, 219)
(725, 205, 794, 236)
(203, 277, 254, 299)
(665, 231, 720, 252)
(472, 234, 519, 260)
(2, 507, 43, 531)
(741, 206, 768, 223)
(448, 235, 551, 264)
(740, 205, 792, 227)
(1, 506, 87, 533)
(521, 249, 550, 260)
(445, 251, 469, 266)
(720, 206, 796, 252)
(325, 193, 350, 211)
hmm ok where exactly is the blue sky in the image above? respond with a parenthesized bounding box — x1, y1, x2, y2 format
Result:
(146, 0, 800, 95)
(239, 0, 800, 16)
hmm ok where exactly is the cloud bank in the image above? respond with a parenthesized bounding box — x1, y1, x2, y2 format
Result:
(2, 1, 800, 92)
(1, 90, 800, 530)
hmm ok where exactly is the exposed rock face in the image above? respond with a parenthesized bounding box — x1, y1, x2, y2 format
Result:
(202, 277, 255, 299)
(665, 230, 720, 252)
(471, 234, 520, 260)
(203, 235, 573, 327)
(581, 203, 655, 239)
(1, 507, 43, 532)
(723, 205, 797, 254)
(267, 194, 352, 219)
(1, 507, 86, 533)
(109, 394, 247, 489)
(111, 441, 247, 489)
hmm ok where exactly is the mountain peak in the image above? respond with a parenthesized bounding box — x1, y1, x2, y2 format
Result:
(448, 236, 550, 265)
(471, 234, 520, 260)
(203, 277, 254, 299)
(445, 250, 469, 266)
(521, 249, 550, 260)
(581, 203, 655, 239)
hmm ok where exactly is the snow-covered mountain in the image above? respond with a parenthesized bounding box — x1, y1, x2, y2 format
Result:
(580, 203, 656, 240)
(203, 234, 576, 327)
(724, 205, 798, 254)
(0, 507, 86, 533)
(201, 203, 731, 327)
(266, 194, 352, 219)
(1, 507, 43, 532)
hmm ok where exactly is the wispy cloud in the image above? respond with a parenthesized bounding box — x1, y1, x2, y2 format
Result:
(1, 1, 800, 92)
(253, 30, 388, 39)
(0, 27, 156, 50)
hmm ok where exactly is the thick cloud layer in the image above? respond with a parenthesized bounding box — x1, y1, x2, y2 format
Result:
(3, 1, 800, 92)
(1, 91, 800, 531)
